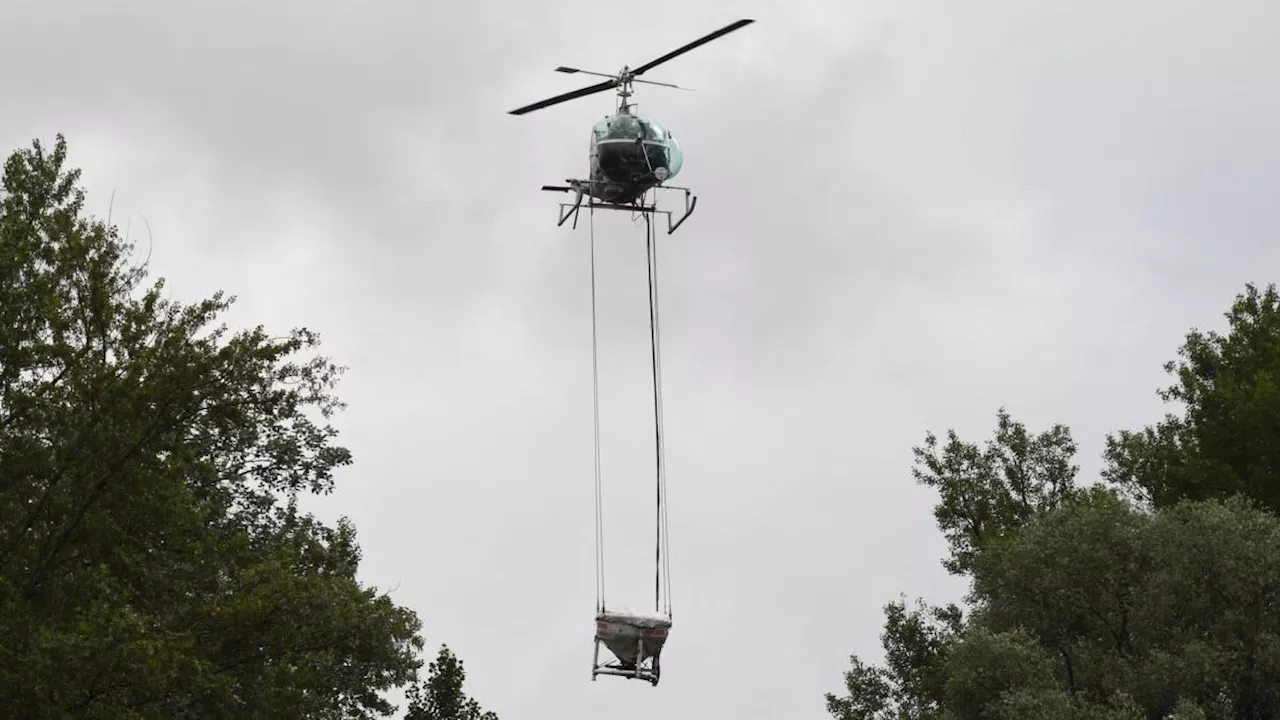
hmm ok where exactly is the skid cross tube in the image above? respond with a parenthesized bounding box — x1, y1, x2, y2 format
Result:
(542, 182, 697, 234)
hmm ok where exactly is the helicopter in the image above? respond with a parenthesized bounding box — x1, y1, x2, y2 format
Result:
(508, 19, 754, 226)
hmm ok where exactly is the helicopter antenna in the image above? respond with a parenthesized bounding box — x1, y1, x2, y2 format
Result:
(507, 19, 753, 116)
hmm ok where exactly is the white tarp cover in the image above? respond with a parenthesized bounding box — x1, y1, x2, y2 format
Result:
(595, 606, 672, 666)
(598, 606, 672, 627)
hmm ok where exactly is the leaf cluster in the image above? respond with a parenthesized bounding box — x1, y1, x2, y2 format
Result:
(0, 135, 425, 719)
(828, 282, 1280, 720)
(405, 646, 499, 720)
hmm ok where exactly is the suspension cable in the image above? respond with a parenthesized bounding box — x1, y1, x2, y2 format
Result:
(644, 209, 672, 618)
(591, 199, 606, 609)
(655, 217, 672, 619)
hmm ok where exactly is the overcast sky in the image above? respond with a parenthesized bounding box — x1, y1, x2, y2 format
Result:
(3, 0, 1278, 717)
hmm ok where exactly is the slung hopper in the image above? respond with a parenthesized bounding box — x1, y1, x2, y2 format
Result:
(592, 607, 672, 686)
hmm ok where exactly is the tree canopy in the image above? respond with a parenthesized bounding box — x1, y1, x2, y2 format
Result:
(828, 283, 1280, 720)
(405, 646, 499, 720)
(1104, 283, 1280, 513)
(0, 135, 495, 719)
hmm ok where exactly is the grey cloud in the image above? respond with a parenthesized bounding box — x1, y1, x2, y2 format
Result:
(3, 1, 1279, 718)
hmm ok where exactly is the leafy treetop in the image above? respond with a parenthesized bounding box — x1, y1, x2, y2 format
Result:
(405, 645, 499, 720)
(827, 283, 1280, 720)
(0, 134, 442, 719)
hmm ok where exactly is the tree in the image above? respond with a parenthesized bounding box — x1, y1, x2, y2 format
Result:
(825, 599, 963, 720)
(828, 278, 1280, 719)
(913, 409, 1079, 575)
(1104, 283, 1280, 512)
(405, 646, 499, 720)
(825, 411, 1077, 719)
(954, 491, 1280, 719)
(0, 135, 425, 718)
(831, 489, 1280, 719)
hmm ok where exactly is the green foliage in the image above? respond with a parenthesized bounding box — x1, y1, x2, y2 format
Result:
(967, 486, 1149, 695)
(964, 493, 1280, 718)
(1104, 283, 1280, 512)
(938, 626, 1063, 720)
(825, 600, 963, 720)
(831, 486, 1280, 718)
(826, 412, 1077, 720)
(0, 135, 426, 718)
(405, 646, 499, 720)
(832, 295, 1280, 720)
(912, 409, 1079, 575)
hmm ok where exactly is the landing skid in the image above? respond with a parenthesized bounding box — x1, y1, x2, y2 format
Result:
(540, 181, 697, 234)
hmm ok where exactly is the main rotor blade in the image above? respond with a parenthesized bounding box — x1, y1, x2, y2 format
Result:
(632, 77, 693, 90)
(508, 79, 616, 115)
(555, 66, 620, 80)
(632, 19, 754, 76)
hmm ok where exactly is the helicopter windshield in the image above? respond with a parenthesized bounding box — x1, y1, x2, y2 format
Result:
(590, 113, 682, 182)
(593, 115, 671, 143)
(602, 115, 642, 140)
(641, 117, 666, 141)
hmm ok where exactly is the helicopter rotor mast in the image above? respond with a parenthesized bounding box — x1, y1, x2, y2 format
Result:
(552, 66, 690, 114)
(507, 18, 754, 116)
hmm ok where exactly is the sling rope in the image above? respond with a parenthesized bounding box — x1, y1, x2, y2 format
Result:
(589, 201, 607, 614)
(587, 196, 672, 620)
(644, 210, 672, 619)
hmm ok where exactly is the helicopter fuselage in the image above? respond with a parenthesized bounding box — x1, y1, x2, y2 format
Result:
(585, 111, 683, 205)
(511, 18, 753, 231)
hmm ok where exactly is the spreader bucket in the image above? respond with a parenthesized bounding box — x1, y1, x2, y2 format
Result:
(591, 607, 672, 686)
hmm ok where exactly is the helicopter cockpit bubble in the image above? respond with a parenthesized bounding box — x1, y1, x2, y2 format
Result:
(590, 114, 682, 185)
(590, 118, 611, 142)
(639, 117, 681, 180)
(665, 133, 683, 178)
